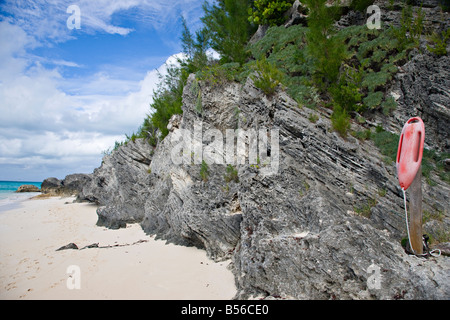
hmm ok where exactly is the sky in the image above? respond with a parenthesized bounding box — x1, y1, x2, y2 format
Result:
(0, 0, 210, 182)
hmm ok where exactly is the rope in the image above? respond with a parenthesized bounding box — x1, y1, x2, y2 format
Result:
(402, 188, 441, 258)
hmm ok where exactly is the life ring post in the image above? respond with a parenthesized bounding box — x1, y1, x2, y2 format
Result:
(396, 117, 425, 255)
(408, 168, 423, 255)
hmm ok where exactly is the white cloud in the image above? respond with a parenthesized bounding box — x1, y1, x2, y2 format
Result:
(1, 0, 207, 41)
(0, 0, 209, 181)
(0, 20, 182, 180)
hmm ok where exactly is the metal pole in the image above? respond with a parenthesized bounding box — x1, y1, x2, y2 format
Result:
(409, 167, 423, 255)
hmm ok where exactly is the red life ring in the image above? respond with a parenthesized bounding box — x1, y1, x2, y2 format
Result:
(396, 117, 425, 190)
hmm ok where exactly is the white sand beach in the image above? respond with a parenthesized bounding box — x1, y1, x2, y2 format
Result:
(0, 196, 237, 300)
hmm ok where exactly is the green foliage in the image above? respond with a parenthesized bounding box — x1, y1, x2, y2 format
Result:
(335, 25, 404, 116)
(422, 149, 450, 185)
(196, 62, 244, 86)
(363, 91, 383, 109)
(370, 128, 398, 163)
(362, 69, 394, 92)
(331, 105, 351, 137)
(381, 96, 397, 115)
(138, 117, 158, 146)
(330, 64, 364, 113)
(150, 66, 184, 139)
(423, 209, 444, 224)
(248, 0, 296, 26)
(248, 24, 310, 102)
(202, 0, 256, 64)
(427, 29, 450, 56)
(224, 164, 239, 183)
(249, 25, 307, 65)
(180, 17, 210, 74)
(200, 160, 210, 182)
(391, 4, 425, 51)
(303, 0, 346, 89)
(251, 57, 285, 95)
(308, 113, 319, 123)
(351, 129, 372, 141)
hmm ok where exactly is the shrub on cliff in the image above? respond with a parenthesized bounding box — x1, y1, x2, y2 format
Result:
(150, 65, 184, 139)
(427, 29, 450, 56)
(201, 0, 256, 64)
(248, 0, 296, 26)
(303, 0, 346, 90)
(251, 57, 285, 95)
(331, 105, 351, 137)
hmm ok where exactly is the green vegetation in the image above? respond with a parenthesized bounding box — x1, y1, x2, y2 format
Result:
(200, 160, 210, 182)
(149, 66, 184, 139)
(351, 128, 371, 141)
(427, 29, 450, 56)
(392, 4, 424, 50)
(251, 57, 285, 95)
(303, 0, 346, 89)
(371, 126, 399, 164)
(331, 105, 351, 137)
(371, 127, 450, 185)
(202, 0, 256, 64)
(248, 0, 296, 26)
(109, 0, 448, 190)
(196, 62, 244, 87)
(423, 209, 444, 224)
(308, 113, 319, 123)
(224, 164, 239, 183)
(330, 64, 364, 113)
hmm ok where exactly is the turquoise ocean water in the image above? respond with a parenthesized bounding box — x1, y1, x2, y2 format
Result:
(0, 181, 42, 212)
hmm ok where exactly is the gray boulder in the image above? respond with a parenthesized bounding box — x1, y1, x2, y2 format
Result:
(41, 177, 63, 194)
(63, 174, 92, 196)
(42, 174, 92, 196)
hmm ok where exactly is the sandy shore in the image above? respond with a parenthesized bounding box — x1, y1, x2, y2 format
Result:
(0, 196, 237, 300)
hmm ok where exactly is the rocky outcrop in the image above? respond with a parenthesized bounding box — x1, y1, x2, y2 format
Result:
(63, 174, 92, 196)
(78, 1, 449, 299)
(41, 177, 62, 194)
(15, 185, 40, 193)
(77, 139, 152, 229)
(80, 71, 449, 299)
(380, 51, 450, 153)
(42, 174, 92, 196)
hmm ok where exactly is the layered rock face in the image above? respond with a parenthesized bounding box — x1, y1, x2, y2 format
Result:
(78, 139, 152, 229)
(80, 64, 449, 298)
(386, 52, 450, 153)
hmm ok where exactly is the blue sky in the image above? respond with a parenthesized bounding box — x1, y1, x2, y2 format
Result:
(0, 0, 210, 182)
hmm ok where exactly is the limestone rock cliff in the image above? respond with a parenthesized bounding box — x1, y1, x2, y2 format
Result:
(79, 138, 152, 229)
(77, 0, 450, 299)
(80, 63, 449, 298)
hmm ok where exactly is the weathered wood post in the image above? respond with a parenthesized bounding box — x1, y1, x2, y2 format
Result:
(408, 167, 423, 254)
